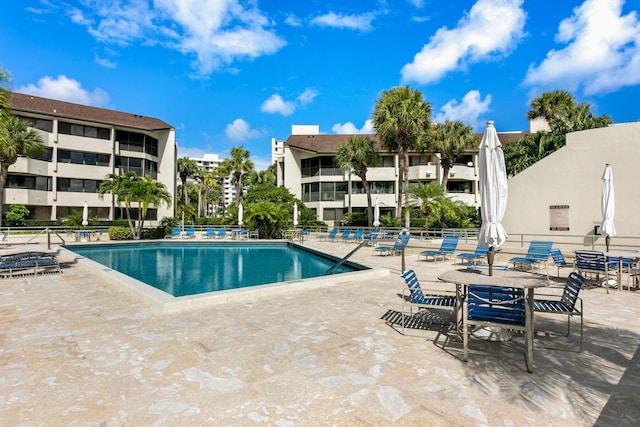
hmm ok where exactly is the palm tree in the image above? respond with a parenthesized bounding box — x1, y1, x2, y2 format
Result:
(220, 145, 254, 205)
(98, 171, 140, 237)
(426, 120, 477, 190)
(177, 157, 198, 206)
(408, 182, 446, 228)
(202, 170, 221, 217)
(192, 166, 207, 218)
(133, 175, 171, 238)
(0, 115, 46, 225)
(335, 136, 379, 227)
(0, 68, 10, 119)
(372, 86, 431, 228)
(527, 90, 575, 122)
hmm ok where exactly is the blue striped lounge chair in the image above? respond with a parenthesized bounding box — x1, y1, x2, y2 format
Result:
(318, 228, 338, 242)
(373, 234, 410, 256)
(456, 243, 489, 264)
(419, 236, 460, 262)
(399, 269, 456, 335)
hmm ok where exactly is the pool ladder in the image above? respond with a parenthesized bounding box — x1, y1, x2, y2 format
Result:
(325, 240, 368, 275)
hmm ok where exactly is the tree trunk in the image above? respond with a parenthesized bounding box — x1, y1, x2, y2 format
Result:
(441, 165, 449, 190)
(403, 150, 411, 229)
(362, 176, 373, 228)
(0, 164, 9, 227)
(396, 153, 403, 220)
(124, 203, 137, 239)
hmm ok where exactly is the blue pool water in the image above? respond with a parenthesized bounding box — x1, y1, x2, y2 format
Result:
(68, 242, 360, 297)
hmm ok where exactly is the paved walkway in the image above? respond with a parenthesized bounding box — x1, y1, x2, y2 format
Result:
(1, 240, 638, 426)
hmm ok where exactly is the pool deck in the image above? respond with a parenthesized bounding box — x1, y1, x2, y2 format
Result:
(1, 239, 639, 426)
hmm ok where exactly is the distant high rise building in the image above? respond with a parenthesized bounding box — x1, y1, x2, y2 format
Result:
(187, 153, 235, 214)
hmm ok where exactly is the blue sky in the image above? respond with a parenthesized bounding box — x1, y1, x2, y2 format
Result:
(1, 0, 639, 170)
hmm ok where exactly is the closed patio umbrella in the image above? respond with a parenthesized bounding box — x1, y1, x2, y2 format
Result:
(600, 164, 615, 251)
(82, 201, 89, 228)
(373, 198, 380, 228)
(478, 121, 508, 276)
(238, 203, 243, 227)
(293, 203, 298, 226)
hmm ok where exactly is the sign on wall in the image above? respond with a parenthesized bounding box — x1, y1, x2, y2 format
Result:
(549, 205, 570, 231)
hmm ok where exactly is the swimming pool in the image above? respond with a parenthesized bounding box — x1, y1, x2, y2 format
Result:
(64, 241, 388, 312)
(68, 242, 358, 297)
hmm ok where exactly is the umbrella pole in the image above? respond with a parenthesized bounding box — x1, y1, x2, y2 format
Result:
(605, 235, 610, 252)
(487, 246, 495, 276)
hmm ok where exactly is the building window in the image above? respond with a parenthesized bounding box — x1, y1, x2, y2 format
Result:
(17, 115, 53, 133)
(302, 157, 341, 177)
(116, 130, 158, 156)
(323, 208, 346, 221)
(56, 178, 102, 193)
(57, 149, 110, 166)
(409, 155, 431, 166)
(376, 156, 394, 167)
(115, 207, 157, 221)
(58, 121, 110, 140)
(115, 156, 156, 178)
(454, 154, 474, 166)
(302, 182, 319, 202)
(352, 181, 395, 194)
(6, 175, 52, 191)
(446, 181, 472, 193)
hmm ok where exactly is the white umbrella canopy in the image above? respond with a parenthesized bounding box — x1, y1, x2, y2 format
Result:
(600, 164, 615, 250)
(373, 198, 380, 228)
(478, 121, 508, 250)
(238, 203, 244, 226)
(293, 203, 298, 226)
(82, 201, 89, 227)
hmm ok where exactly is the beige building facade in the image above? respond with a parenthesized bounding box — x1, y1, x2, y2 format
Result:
(278, 125, 523, 227)
(502, 121, 640, 244)
(7, 92, 177, 224)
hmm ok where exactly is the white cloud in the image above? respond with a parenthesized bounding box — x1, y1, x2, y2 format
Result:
(251, 155, 272, 172)
(401, 0, 526, 84)
(407, 0, 425, 8)
(66, 0, 286, 75)
(261, 94, 296, 116)
(434, 90, 491, 131)
(16, 75, 109, 106)
(261, 88, 317, 116)
(224, 118, 263, 142)
(297, 88, 318, 105)
(284, 14, 302, 27)
(95, 54, 117, 68)
(524, 0, 640, 95)
(332, 119, 375, 134)
(310, 11, 377, 31)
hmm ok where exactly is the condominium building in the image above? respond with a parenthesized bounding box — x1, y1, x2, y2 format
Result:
(188, 153, 236, 212)
(277, 125, 523, 227)
(7, 92, 177, 224)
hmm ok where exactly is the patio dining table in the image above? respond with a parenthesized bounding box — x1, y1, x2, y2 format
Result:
(604, 250, 639, 291)
(438, 268, 550, 372)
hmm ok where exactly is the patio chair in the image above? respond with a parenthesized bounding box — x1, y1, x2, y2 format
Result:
(607, 251, 638, 291)
(550, 248, 571, 278)
(373, 234, 410, 256)
(463, 285, 532, 372)
(533, 272, 586, 351)
(317, 228, 338, 241)
(456, 243, 489, 264)
(215, 228, 227, 239)
(338, 229, 353, 242)
(509, 241, 553, 275)
(574, 250, 616, 293)
(182, 227, 196, 239)
(0, 251, 61, 278)
(249, 229, 259, 239)
(399, 269, 456, 335)
(165, 227, 181, 239)
(202, 228, 216, 239)
(346, 229, 364, 243)
(419, 235, 460, 262)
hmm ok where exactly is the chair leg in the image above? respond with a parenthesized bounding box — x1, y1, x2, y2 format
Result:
(463, 304, 469, 362)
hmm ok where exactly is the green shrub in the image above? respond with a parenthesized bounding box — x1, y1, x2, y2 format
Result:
(141, 226, 166, 240)
(108, 227, 133, 240)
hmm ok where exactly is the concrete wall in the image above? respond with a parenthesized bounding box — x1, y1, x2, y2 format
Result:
(502, 122, 640, 246)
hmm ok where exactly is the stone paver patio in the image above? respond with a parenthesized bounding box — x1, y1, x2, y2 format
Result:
(1, 239, 638, 426)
